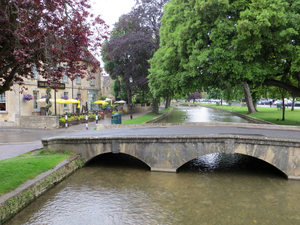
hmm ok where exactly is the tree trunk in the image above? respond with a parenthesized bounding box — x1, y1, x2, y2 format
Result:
(292, 97, 295, 111)
(282, 98, 285, 121)
(280, 90, 285, 121)
(152, 98, 159, 114)
(165, 97, 171, 109)
(242, 83, 257, 114)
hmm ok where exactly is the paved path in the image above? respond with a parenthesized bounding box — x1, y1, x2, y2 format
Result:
(0, 111, 150, 161)
(1, 110, 300, 161)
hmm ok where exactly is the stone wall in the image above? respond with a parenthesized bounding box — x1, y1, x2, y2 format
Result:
(15, 116, 59, 129)
(0, 156, 84, 224)
(123, 104, 152, 114)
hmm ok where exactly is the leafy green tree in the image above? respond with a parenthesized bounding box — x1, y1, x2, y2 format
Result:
(149, 0, 300, 114)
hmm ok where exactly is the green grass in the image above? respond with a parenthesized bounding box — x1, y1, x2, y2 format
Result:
(201, 103, 300, 126)
(122, 107, 172, 124)
(0, 150, 71, 196)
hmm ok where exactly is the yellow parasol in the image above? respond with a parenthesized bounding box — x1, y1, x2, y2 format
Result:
(37, 98, 80, 108)
(55, 99, 69, 104)
(63, 99, 80, 104)
(93, 100, 108, 105)
(36, 98, 65, 103)
(58, 99, 81, 108)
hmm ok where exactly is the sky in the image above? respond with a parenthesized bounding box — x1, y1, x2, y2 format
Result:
(91, 0, 136, 30)
(90, 0, 136, 71)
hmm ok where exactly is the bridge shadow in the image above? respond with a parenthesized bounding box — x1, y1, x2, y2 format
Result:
(178, 153, 287, 179)
(86, 153, 151, 171)
(86, 152, 287, 179)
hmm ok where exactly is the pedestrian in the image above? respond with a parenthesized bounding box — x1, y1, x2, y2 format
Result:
(270, 101, 272, 107)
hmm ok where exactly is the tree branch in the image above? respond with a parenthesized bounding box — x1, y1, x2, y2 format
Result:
(0, 65, 19, 94)
(264, 79, 300, 97)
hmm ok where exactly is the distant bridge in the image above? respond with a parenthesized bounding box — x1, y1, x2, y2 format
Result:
(42, 134, 300, 180)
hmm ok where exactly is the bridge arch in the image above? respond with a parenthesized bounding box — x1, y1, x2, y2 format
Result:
(177, 152, 288, 178)
(42, 135, 300, 180)
(86, 152, 151, 170)
(174, 145, 290, 177)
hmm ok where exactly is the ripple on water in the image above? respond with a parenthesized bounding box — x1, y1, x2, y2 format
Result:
(5, 152, 300, 225)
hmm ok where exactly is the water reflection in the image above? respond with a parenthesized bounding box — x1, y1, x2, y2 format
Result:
(155, 106, 250, 123)
(6, 153, 298, 225)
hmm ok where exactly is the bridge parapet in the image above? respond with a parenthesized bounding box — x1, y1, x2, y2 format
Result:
(42, 135, 300, 180)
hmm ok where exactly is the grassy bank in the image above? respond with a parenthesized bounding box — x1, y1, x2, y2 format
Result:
(201, 103, 300, 126)
(0, 150, 72, 197)
(122, 107, 172, 124)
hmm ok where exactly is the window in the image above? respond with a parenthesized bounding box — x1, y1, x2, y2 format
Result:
(76, 76, 81, 84)
(88, 90, 97, 111)
(32, 64, 39, 79)
(90, 78, 95, 86)
(33, 91, 39, 110)
(62, 64, 68, 82)
(0, 93, 6, 111)
(63, 92, 68, 109)
(63, 74, 68, 83)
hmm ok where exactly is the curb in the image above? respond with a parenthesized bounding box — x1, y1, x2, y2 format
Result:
(201, 105, 274, 125)
(0, 155, 84, 224)
(96, 107, 173, 130)
(145, 107, 174, 123)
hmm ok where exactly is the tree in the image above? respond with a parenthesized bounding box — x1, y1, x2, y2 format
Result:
(0, 0, 109, 94)
(187, 91, 202, 103)
(102, 0, 169, 113)
(148, 0, 300, 114)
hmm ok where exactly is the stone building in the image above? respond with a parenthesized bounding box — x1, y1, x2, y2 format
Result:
(0, 63, 114, 128)
(101, 74, 114, 100)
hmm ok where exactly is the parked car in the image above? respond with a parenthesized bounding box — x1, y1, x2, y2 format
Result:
(258, 99, 271, 105)
(295, 102, 300, 107)
(273, 100, 282, 105)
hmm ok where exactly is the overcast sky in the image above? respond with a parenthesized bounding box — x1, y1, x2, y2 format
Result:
(90, 0, 135, 69)
(91, 0, 135, 30)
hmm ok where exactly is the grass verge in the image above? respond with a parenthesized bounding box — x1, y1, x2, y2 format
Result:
(201, 103, 300, 126)
(122, 106, 172, 124)
(0, 150, 72, 197)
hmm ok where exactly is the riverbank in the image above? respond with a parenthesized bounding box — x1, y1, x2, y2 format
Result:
(0, 153, 84, 224)
(200, 103, 300, 126)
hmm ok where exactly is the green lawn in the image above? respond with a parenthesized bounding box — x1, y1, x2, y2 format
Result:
(122, 107, 172, 124)
(201, 103, 300, 126)
(0, 150, 71, 196)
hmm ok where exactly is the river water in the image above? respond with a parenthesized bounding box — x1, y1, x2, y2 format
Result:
(155, 105, 250, 123)
(5, 106, 300, 225)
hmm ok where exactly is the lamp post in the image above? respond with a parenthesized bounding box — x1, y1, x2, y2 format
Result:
(129, 76, 133, 119)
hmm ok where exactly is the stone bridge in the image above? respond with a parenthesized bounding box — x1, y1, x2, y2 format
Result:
(42, 134, 300, 180)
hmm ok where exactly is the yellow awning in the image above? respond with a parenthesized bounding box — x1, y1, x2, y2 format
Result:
(93, 100, 108, 105)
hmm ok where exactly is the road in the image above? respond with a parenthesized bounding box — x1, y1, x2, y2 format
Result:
(1, 108, 300, 161)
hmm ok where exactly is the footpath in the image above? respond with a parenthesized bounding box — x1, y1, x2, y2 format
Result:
(0, 111, 150, 161)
